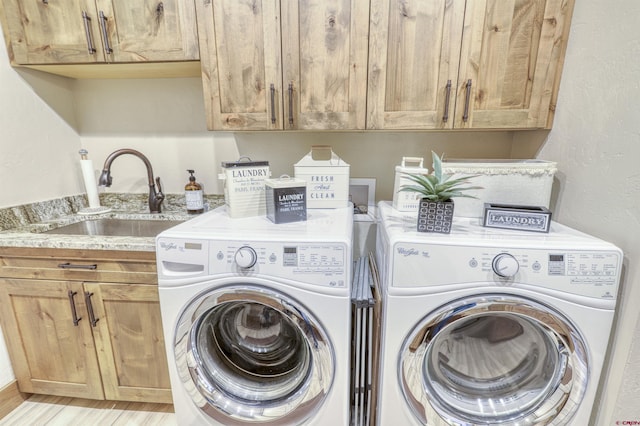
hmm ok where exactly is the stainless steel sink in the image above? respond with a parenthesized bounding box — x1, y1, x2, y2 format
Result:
(43, 218, 183, 237)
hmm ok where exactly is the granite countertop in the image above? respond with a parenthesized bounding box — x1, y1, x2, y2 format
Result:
(0, 193, 224, 252)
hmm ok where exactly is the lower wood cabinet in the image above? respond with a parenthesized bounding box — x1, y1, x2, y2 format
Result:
(0, 248, 171, 404)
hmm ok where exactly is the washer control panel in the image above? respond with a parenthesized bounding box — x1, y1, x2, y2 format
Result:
(391, 242, 622, 299)
(157, 237, 349, 288)
(215, 241, 348, 288)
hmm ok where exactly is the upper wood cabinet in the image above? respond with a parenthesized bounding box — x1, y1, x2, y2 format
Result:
(367, 0, 574, 130)
(367, 0, 466, 130)
(1, 0, 199, 65)
(196, 0, 369, 131)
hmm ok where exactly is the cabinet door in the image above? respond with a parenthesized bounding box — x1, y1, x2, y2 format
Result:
(0, 279, 104, 399)
(367, 0, 466, 130)
(455, 0, 574, 129)
(1, 0, 105, 64)
(196, 0, 283, 130)
(95, 0, 199, 62)
(282, 0, 369, 130)
(86, 283, 172, 403)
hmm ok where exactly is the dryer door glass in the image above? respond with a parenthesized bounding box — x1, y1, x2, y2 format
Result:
(400, 294, 588, 426)
(174, 286, 334, 425)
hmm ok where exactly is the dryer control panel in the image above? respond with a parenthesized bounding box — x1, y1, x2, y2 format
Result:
(390, 243, 622, 300)
(214, 241, 348, 288)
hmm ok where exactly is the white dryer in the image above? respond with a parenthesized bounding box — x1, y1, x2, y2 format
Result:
(156, 205, 353, 425)
(375, 201, 622, 426)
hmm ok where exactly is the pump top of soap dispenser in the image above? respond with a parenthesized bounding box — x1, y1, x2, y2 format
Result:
(185, 169, 202, 191)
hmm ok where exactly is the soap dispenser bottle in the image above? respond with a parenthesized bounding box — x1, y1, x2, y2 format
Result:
(185, 169, 204, 214)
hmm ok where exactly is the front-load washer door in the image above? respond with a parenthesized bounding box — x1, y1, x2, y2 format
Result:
(400, 294, 589, 426)
(174, 284, 334, 425)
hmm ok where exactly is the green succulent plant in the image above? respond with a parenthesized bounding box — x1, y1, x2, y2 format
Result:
(400, 151, 482, 202)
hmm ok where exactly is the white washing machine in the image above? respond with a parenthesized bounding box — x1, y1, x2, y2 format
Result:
(375, 201, 623, 426)
(156, 205, 353, 425)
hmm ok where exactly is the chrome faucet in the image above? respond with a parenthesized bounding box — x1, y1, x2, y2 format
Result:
(98, 149, 165, 213)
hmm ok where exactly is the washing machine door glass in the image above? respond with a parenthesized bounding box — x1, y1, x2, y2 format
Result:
(174, 285, 334, 425)
(400, 294, 588, 425)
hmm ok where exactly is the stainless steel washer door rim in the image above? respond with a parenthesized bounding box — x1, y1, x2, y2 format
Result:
(399, 294, 589, 426)
(174, 285, 335, 425)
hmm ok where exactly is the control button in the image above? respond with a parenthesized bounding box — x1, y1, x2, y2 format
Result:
(532, 261, 541, 271)
(269, 253, 277, 263)
(469, 258, 478, 268)
(492, 253, 520, 278)
(234, 246, 257, 269)
(216, 251, 224, 261)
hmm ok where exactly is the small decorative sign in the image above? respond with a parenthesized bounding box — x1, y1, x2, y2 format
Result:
(265, 176, 307, 224)
(483, 203, 552, 233)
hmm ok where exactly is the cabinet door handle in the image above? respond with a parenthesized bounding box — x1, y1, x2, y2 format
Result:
(288, 82, 294, 127)
(270, 84, 276, 124)
(84, 292, 99, 327)
(462, 79, 472, 122)
(98, 11, 113, 54)
(58, 262, 98, 270)
(442, 80, 452, 123)
(68, 290, 82, 326)
(82, 12, 97, 54)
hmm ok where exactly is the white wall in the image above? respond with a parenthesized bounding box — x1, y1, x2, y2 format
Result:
(74, 78, 239, 195)
(513, 0, 640, 422)
(0, 38, 83, 209)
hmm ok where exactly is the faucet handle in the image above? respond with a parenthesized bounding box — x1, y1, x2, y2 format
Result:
(155, 177, 164, 198)
(149, 177, 165, 214)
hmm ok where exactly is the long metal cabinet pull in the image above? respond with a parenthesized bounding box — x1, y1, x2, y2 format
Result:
(84, 292, 99, 327)
(462, 79, 472, 122)
(58, 262, 98, 270)
(82, 12, 97, 54)
(442, 80, 452, 122)
(68, 290, 81, 326)
(288, 82, 294, 127)
(98, 11, 113, 54)
(270, 84, 276, 124)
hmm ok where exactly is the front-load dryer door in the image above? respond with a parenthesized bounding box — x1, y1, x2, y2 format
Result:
(174, 284, 334, 425)
(400, 294, 588, 426)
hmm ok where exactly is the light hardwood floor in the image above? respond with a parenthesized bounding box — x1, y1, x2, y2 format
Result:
(0, 395, 176, 425)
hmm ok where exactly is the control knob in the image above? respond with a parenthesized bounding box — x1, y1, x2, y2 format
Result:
(492, 253, 519, 278)
(235, 246, 257, 269)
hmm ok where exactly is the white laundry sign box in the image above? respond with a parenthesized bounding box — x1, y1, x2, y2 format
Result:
(392, 157, 430, 212)
(441, 159, 557, 218)
(294, 146, 350, 208)
(218, 157, 270, 218)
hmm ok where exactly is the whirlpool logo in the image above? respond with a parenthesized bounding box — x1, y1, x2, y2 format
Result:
(396, 247, 430, 258)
